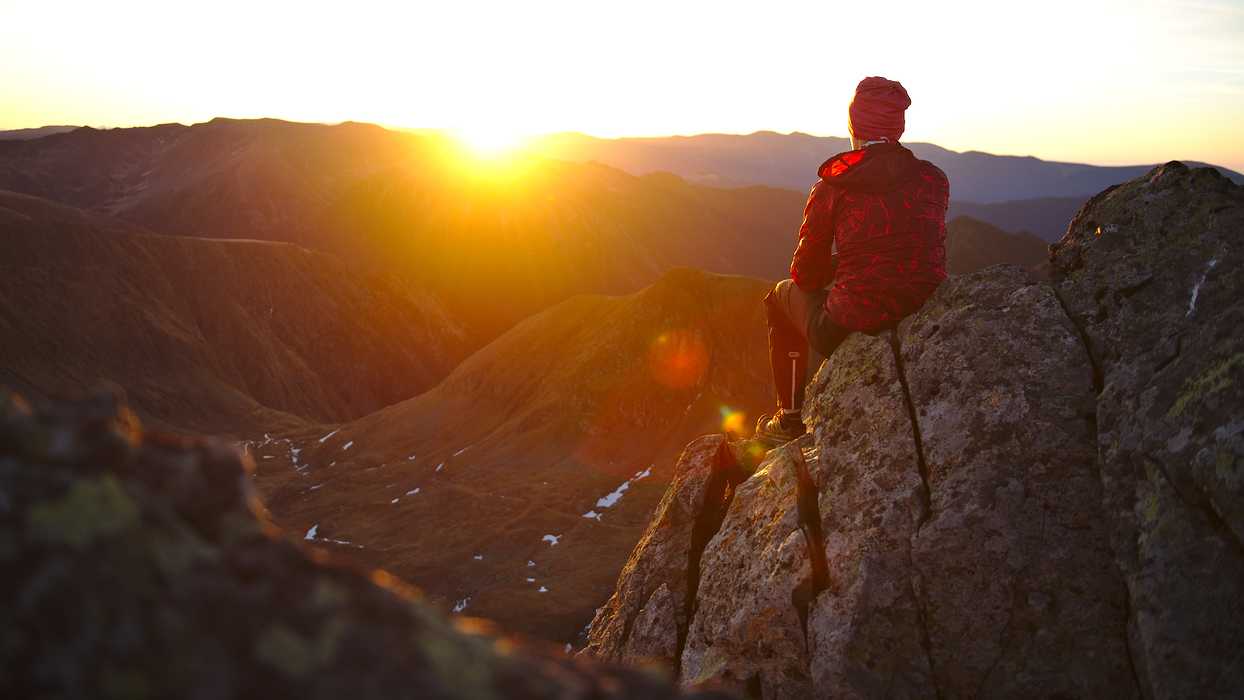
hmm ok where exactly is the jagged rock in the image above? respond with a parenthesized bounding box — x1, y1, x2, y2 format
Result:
(1050, 161, 1244, 697)
(583, 434, 750, 668)
(679, 441, 815, 697)
(589, 162, 1243, 699)
(0, 387, 727, 699)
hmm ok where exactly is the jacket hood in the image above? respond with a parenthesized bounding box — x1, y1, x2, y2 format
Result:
(817, 142, 921, 194)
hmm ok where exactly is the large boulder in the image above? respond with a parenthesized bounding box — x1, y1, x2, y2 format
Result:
(1050, 161, 1244, 697)
(0, 387, 727, 699)
(588, 163, 1242, 697)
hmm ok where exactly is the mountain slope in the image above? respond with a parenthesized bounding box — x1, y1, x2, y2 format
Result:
(944, 215, 1050, 277)
(249, 268, 775, 644)
(0, 191, 469, 436)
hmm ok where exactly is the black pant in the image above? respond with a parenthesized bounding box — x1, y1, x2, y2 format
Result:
(764, 279, 853, 411)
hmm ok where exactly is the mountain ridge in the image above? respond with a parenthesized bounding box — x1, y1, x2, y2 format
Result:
(518, 129, 1244, 202)
(0, 189, 469, 436)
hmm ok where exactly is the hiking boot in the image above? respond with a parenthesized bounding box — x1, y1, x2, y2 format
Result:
(755, 411, 805, 445)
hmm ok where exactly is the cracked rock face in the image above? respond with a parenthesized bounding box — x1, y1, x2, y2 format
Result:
(802, 332, 932, 699)
(588, 163, 1243, 698)
(1051, 161, 1244, 698)
(900, 267, 1132, 697)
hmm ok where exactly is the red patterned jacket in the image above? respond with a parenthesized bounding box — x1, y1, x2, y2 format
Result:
(791, 142, 948, 332)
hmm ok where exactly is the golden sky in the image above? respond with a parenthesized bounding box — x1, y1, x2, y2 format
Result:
(2, 0, 1242, 172)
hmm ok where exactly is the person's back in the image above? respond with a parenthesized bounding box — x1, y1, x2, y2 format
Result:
(756, 76, 948, 444)
(796, 140, 949, 332)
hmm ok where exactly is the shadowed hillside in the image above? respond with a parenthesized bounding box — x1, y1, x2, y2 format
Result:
(944, 215, 1050, 280)
(0, 191, 469, 436)
(947, 195, 1089, 242)
(248, 268, 775, 644)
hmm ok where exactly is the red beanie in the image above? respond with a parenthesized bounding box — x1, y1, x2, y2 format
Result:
(848, 77, 911, 140)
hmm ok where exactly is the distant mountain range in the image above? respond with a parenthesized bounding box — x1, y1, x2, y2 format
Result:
(517, 130, 1244, 204)
(0, 125, 78, 140)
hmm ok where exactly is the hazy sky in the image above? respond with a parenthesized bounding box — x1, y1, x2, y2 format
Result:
(2, 0, 1242, 172)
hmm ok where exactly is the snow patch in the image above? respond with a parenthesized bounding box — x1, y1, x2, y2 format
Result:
(435, 461, 444, 471)
(526, 578, 535, 582)
(318, 428, 340, 443)
(527, 560, 535, 566)
(390, 498, 399, 504)
(596, 484, 629, 508)
(1189, 254, 1222, 315)
(453, 599, 469, 613)
(538, 587, 548, 593)
(342, 441, 353, 450)
(308, 484, 323, 491)
(305, 524, 318, 540)
(582, 511, 601, 520)
(406, 488, 421, 496)
(453, 444, 472, 457)
(473, 555, 483, 560)
(542, 535, 560, 546)
(594, 464, 654, 510)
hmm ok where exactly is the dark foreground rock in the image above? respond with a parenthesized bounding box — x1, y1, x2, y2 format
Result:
(586, 163, 1242, 698)
(0, 387, 728, 700)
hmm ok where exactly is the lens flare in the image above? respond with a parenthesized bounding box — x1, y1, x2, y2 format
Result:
(720, 406, 746, 434)
(648, 330, 709, 390)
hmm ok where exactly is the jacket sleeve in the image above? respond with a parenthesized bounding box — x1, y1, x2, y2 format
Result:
(790, 181, 837, 291)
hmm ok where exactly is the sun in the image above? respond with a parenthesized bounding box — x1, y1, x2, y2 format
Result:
(454, 124, 523, 154)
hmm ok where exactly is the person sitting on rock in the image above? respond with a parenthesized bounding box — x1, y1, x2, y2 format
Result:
(756, 76, 949, 444)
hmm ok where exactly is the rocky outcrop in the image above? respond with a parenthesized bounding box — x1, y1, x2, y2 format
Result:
(0, 387, 729, 699)
(1050, 161, 1244, 697)
(586, 162, 1242, 698)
